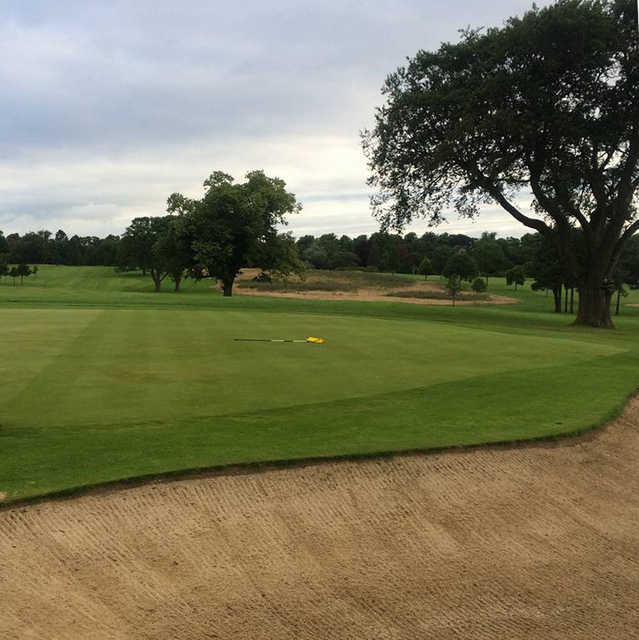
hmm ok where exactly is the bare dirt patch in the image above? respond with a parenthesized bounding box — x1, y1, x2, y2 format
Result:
(2, 399, 638, 638)
(235, 269, 518, 306)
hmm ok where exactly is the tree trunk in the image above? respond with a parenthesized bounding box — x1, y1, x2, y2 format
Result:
(151, 270, 162, 292)
(222, 278, 234, 297)
(569, 288, 574, 315)
(553, 286, 562, 313)
(575, 285, 614, 328)
(616, 289, 621, 316)
(174, 276, 182, 292)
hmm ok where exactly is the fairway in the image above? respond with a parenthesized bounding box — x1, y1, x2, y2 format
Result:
(1, 265, 639, 502)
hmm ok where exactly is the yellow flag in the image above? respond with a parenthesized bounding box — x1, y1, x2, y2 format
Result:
(306, 336, 324, 344)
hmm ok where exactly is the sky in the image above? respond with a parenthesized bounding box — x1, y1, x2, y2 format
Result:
(0, 0, 553, 240)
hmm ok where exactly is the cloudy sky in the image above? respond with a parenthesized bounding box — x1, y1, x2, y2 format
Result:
(0, 0, 551, 240)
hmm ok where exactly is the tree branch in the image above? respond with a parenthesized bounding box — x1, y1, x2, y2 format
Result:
(617, 128, 639, 211)
(483, 182, 551, 235)
(609, 218, 639, 272)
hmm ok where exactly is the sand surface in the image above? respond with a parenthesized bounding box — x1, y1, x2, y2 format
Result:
(234, 269, 519, 305)
(235, 287, 518, 305)
(2, 399, 639, 639)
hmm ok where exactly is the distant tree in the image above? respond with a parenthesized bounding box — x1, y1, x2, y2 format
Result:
(152, 217, 193, 292)
(168, 170, 300, 296)
(52, 230, 68, 264)
(118, 217, 157, 275)
(9, 266, 18, 286)
(296, 235, 315, 257)
(442, 252, 479, 281)
(612, 270, 629, 315)
(618, 234, 639, 288)
(368, 232, 401, 272)
(316, 234, 341, 268)
(16, 263, 31, 285)
(121, 217, 172, 291)
(352, 235, 371, 267)
(472, 232, 507, 285)
(527, 233, 564, 312)
(259, 232, 306, 280)
(91, 235, 121, 266)
(399, 232, 422, 273)
(471, 277, 487, 293)
(32, 265, 39, 278)
(418, 256, 432, 280)
(0, 254, 8, 281)
(302, 240, 329, 269)
(445, 275, 463, 306)
(310, 233, 359, 269)
(430, 244, 453, 274)
(506, 265, 526, 290)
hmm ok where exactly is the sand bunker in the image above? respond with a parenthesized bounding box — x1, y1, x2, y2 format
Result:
(234, 271, 518, 306)
(235, 287, 518, 305)
(2, 399, 638, 639)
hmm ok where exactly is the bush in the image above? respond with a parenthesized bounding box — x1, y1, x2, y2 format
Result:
(505, 265, 526, 289)
(471, 277, 487, 293)
(418, 257, 432, 280)
(445, 274, 463, 306)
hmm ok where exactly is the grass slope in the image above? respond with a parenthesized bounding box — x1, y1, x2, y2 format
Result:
(1, 266, 638, 503)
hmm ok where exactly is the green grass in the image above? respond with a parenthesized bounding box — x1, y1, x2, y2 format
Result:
(1, 266, 638, 504)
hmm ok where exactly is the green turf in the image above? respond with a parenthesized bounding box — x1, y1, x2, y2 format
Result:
(1, 266, 638, 503)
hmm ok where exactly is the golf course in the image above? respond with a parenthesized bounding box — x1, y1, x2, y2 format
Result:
(2, 266, 639, 639)
(1, 265, 639, 504)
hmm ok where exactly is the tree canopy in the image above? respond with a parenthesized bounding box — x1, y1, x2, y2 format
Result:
(442, 251, 479, 281)
(363, 0, 639, 327)
(168, 171, 301, 296)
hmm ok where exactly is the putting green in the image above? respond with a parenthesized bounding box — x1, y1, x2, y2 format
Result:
(0, 307, 621, 430)
(1, 266, 638, 503)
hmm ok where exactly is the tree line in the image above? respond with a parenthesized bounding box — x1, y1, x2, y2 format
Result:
(3, 211, 638, 309)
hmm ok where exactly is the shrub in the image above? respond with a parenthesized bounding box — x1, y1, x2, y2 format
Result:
(471, 277, 487, 293)
(445, 274, 463, 306)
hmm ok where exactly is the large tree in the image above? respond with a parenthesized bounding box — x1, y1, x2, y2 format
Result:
(168, 171, 301, 296)
(363, 0, 638, 327)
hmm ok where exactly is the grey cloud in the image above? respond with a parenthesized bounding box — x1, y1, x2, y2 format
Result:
(1, 0, 554, 237)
